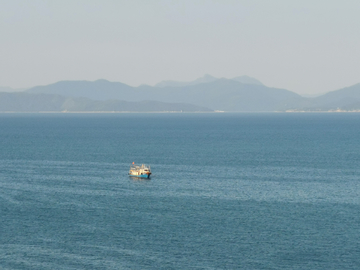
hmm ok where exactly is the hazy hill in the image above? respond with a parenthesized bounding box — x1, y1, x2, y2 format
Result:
(22, 78, 360, 112)
(0, 92, 212, 112)
(148, 79, 300, 111)
(285, 83, 360, 111)
(310, 83, 360, 110)
(27, 79, 133, 101)
(155, 74, 219, 87)
(27, 78, 299, 111)
(154, 74, 263, 88)
(228, 75, 263, 86)
(0, 92, 67, 111)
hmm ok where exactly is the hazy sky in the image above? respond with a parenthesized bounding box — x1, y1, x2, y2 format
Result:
(1, 0, 359, 94)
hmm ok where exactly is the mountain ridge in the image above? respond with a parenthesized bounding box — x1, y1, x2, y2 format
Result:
(154, 74, 264, 88)
(26, 78, 299, 111)
(0, 92, 212, 112)
(2, 75, 360, 112)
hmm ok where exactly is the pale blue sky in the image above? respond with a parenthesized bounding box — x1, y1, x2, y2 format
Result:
(1, 0, 359, 94)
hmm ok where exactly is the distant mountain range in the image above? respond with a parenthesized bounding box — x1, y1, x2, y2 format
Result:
(286, 83, 360, 112)
(0, 92, 211, 112)
(25, 77, 298, 112)
(154, 74, 263, 88)
(1, 75, 360, 112)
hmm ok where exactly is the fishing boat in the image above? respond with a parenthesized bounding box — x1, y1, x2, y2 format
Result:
(128, 163, 151, 178)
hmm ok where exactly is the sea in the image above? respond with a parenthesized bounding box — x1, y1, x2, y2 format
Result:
(0, 113, 359, 269)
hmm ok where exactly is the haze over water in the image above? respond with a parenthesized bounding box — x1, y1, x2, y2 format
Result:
(0, 113, 359, 269)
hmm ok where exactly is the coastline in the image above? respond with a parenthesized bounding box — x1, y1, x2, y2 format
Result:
(1, 110, 360, 114)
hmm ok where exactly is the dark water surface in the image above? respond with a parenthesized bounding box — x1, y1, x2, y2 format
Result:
(0, 113, 359, 269)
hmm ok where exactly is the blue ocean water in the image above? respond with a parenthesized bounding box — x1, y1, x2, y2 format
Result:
(0, 113, 359, 269)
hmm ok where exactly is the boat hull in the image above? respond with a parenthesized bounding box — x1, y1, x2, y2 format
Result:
(129, 173, 151, 179)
